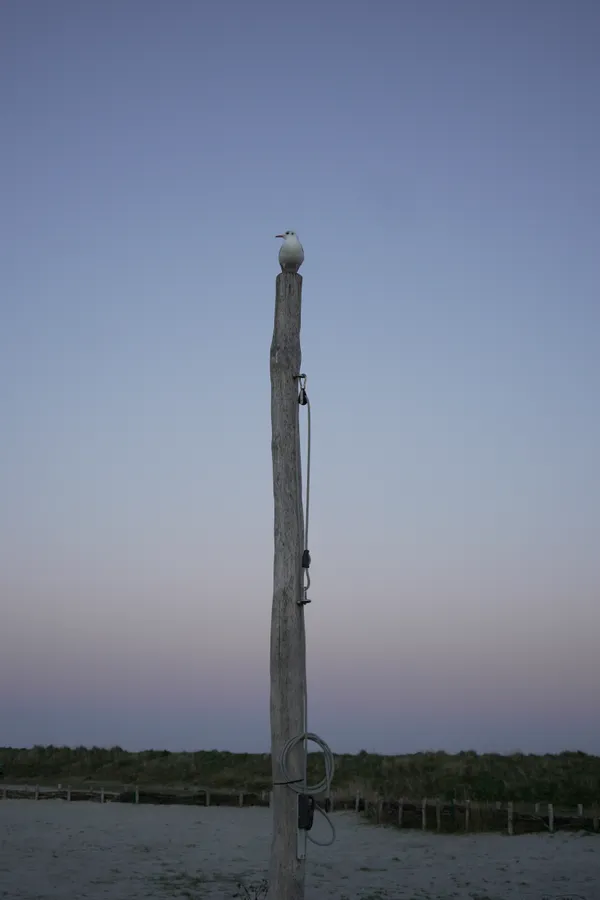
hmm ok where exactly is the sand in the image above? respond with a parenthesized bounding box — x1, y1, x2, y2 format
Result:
(0, 799, 598, 899)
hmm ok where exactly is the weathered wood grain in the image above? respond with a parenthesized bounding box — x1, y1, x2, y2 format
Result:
(268, 271, 307, 900)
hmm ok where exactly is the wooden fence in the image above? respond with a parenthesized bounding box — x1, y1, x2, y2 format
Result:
(355, 793, 600, 835)
(2, 784, 599, 834)
(0, 784, 272, 807)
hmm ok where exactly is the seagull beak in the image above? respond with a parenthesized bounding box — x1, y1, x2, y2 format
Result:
(275, 234, 285, 239)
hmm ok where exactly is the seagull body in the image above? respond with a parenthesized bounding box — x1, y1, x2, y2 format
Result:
(276, 230, 304, 272)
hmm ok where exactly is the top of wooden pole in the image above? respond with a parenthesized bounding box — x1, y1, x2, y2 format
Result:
(271, 272, 303, 372)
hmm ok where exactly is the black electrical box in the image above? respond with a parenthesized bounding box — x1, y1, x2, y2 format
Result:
(297, 794, 315, 831)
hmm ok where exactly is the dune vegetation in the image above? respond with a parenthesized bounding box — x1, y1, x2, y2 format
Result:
(1, 746, 599, 805)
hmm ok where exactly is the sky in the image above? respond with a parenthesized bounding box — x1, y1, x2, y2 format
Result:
(1, 0, 599, 756)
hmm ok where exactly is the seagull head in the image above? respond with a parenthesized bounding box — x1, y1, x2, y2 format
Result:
(276, 230, 298, 242)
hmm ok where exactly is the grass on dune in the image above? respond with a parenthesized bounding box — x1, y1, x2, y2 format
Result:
(1, 745, 599, 805)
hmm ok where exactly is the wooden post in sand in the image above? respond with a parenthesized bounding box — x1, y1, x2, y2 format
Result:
(268, 270, 308, 900)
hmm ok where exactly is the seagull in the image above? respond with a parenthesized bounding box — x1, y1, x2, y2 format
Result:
(276, 230, 304, 273)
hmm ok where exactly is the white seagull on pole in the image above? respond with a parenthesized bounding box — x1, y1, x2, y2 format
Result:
(276, 230, 304, 273)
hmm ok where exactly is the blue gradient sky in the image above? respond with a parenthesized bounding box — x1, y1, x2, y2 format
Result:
(1, 0, 599, 755)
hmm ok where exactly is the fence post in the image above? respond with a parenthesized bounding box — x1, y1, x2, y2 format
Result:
(100, 787, 105, 804)
(34, 785, 40, 800)
(398, 797, 404, 827)
(135, 787, 140, 804)
(239, 792, 244, 808)
(577, 803, 583, 817)
(464, 799, 470, 831)
(548, 803, 554, 833)
(507, 801, 514, 835)
(205, 790, 211, 807)
(534, 801, 540, 814)
(435, 798, 442, 831)
(355, 790, 360, 813)
(67, 785, 71, 802)
(376, 796, 383, 824)
(421, 798, 427, 831)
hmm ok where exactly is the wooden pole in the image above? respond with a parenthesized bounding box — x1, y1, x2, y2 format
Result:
(268, 271, 307, 900)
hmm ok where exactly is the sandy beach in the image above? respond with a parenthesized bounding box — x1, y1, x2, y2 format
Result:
(0, 799, 597, 899)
